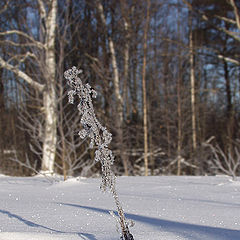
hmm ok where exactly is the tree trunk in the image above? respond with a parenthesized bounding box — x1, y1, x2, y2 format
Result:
(0, 68, 4, 159)
(190, 27, 197, 151)
(189, 11, 197, 151)
(41, 90, 57, 172)
(185, 6, 198, 175)
(96, 0, 128, 175)
(41, 0, 57, 173)
(177, 73, 182, 176)
(163, 52, 171, 157)
(142, 0, 150, 176)
(122, 10, 130, 174)
(121, 0, 130, 119)
(177, 1, 182, 176)
(224, 61, 232, 118)
(224, 60, 234, 156)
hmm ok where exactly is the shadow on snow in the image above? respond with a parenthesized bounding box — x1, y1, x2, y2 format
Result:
(58, 202, 240, 240)
(0, 209, 97, 240)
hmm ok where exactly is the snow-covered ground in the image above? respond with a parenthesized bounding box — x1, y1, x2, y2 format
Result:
(0, 175, 239, 240)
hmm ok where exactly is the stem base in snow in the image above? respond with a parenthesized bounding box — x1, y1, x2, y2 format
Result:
(121, 230, 134, 240)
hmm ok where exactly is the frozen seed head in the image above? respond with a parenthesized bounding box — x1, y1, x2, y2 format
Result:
(64, 66, 115, 187)
(65, 66, 134, 239)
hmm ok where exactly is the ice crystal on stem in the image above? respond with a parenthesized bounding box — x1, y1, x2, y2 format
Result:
(64, 66, 134, 240)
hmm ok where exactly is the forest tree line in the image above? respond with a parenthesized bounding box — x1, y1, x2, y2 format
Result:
(0, 0, 240, 178)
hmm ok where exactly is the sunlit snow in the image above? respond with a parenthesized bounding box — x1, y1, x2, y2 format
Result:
(0, 175, 239, 240)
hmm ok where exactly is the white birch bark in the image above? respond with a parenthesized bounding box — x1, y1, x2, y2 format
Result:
(41, 0, 57, 172)
(189, 12, 197, 151)
(123, 19, 130, 116)
(120, 0, 130, 116)
(0, 0, 58, 173)
(142, 0, 151, 176)
(177, 2, 182, 175)
(42, 90, 57, 172)
(122, 7, 130, 176)
(0, 56, 44, 92)
(229, 0, 240, 31)
(96, 0, 128, 175)
(95, 0, 123, 119)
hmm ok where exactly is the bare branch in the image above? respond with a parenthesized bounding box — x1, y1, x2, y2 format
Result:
(229, 0, 240, 30)
(134, 148, 164, 163)
(214, 14, 236, 25)
(38, 0, 47, 20)
(181, 158, 198, 169)
(5, 51, 39, 64)
(203, 142, 240, 180)
(10, 152, 57, 183)
(0, 56, 45, 92)
(0, 30, 45, 49)
(0, 0, 9, 14)
(0, 39, 44, 49)
(182, 0, 240, 42)
(216, 26, 240, 42)
(217, 54, 240, 65)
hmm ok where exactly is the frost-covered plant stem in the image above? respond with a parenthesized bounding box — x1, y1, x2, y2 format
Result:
(64, 67, 134, 240)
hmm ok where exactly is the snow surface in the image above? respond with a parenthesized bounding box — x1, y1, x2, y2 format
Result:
(0, 175, 239, 240)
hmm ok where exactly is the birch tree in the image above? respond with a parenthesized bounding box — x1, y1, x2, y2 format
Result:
(177, 1, 183, 175)
(189, 10, 197, 151)
(95, 0, 129, 175)
(0, 0, 58, 173)
(142, 0, 151, 176)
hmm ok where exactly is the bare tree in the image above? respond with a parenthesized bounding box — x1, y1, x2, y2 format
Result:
(0, 0, 58, 172)
(189, 10, 197, 152)
(204, 140, 240, 180)
(177, 1, 183, 175)
(142, 0, 151, 176)
(95, 0, 128, 175)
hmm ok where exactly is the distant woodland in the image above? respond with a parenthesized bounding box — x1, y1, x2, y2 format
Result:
(0, 0, 240, 178)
